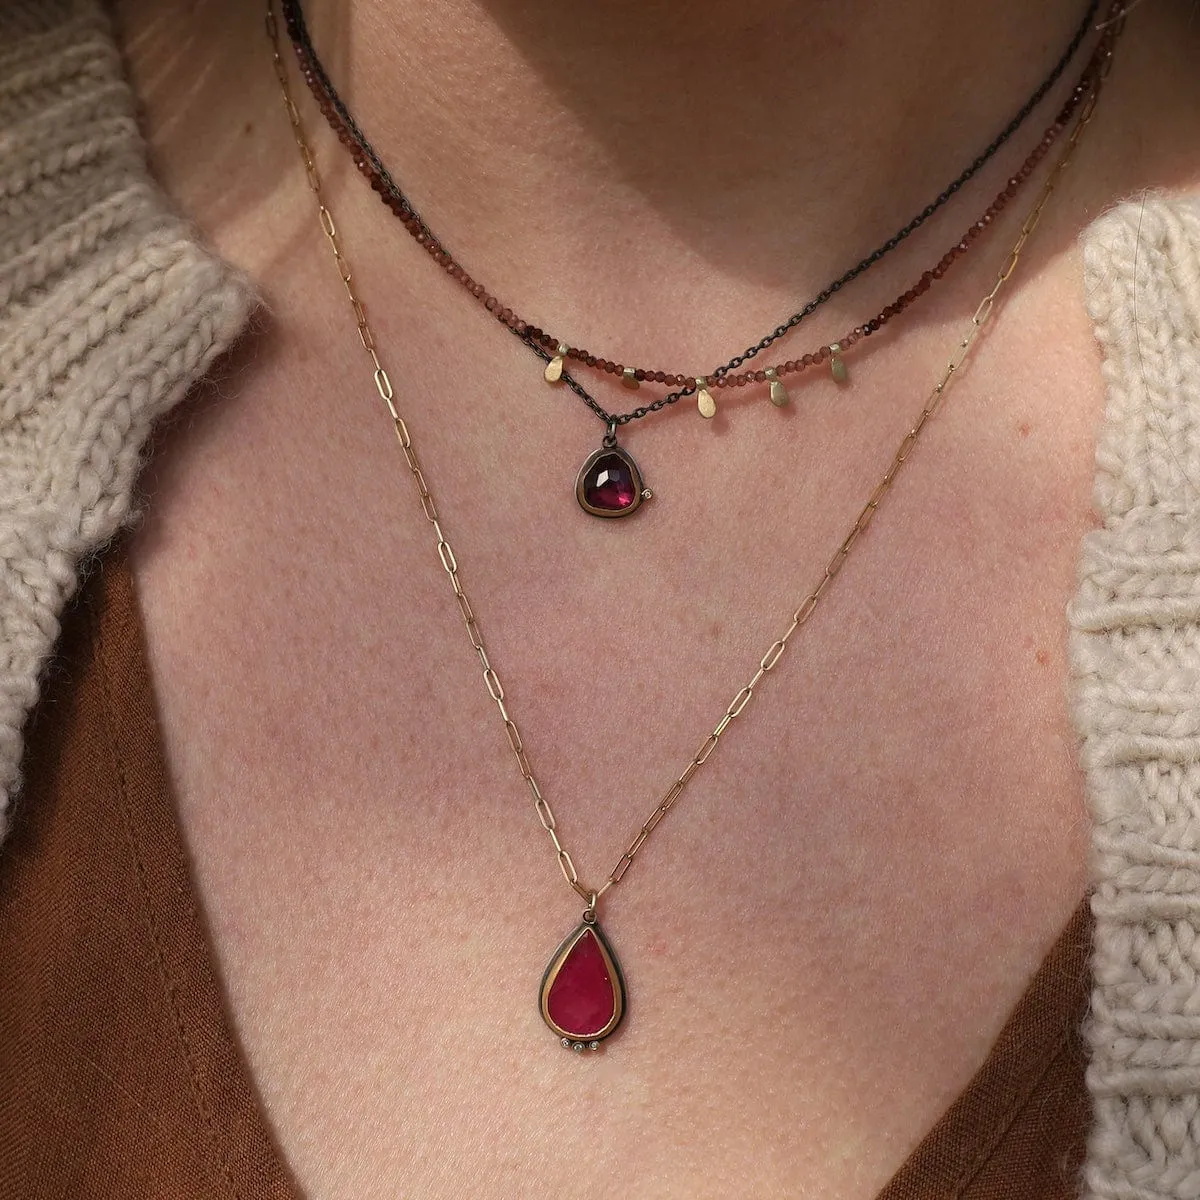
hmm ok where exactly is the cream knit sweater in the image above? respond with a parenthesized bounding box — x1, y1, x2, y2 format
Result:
(2, 2, 1198, 1197)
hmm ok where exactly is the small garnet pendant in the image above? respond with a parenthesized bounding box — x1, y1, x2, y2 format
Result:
(539, 914, 626, 1050)
(576, 424, 650, 519)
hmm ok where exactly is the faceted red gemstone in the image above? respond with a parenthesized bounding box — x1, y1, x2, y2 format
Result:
(546, 929, 616, 1038)
(583, 453, 637, 511)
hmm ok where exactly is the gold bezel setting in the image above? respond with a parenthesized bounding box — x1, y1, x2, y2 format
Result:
(539, 920, 626, 1045)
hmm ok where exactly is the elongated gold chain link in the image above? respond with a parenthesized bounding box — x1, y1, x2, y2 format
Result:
(266, 3, 1119, 906)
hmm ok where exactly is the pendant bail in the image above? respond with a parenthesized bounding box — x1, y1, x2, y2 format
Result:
(583, 893, 599, 923)
(603, 419, 619, 449)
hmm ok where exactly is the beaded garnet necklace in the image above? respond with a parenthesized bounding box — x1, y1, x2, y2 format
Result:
(281, 0, 1103, 516)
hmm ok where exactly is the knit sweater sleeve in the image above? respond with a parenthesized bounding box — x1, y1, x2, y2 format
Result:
(0, 0, 256, 838)
(1070, 194, 1200, 1198)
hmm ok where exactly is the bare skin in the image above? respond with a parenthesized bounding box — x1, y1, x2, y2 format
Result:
(110, 0, 1200, 1196)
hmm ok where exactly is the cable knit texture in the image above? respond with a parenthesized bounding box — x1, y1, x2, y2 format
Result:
(1070, 194, 1200, 1199)
(2, 1, 1200, 1197)
(0, 0, 255, 838)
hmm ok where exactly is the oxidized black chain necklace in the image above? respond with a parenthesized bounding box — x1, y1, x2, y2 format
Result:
(281, 0, 1101, 516)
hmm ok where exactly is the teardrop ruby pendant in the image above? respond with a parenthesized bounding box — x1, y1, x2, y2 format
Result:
(539, 918, 626, 1050)
(576, 427, 650, 518)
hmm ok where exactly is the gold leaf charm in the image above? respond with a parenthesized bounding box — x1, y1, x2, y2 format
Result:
(696, 378, 717, 419)
(544, 344, 569, 385)
(829, 343, 848, 384)
(766, 367, 789, 407)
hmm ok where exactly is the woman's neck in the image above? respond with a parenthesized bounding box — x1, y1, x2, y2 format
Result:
(118, 0, 1187, 370)
(295, 0, 1098, 282)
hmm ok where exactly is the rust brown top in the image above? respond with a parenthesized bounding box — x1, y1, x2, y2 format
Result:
(0, 541, 1093, 1198)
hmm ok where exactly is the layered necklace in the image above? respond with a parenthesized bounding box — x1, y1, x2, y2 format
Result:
(265, 2, 1122, 1049)
(281, 0, 1105, 517)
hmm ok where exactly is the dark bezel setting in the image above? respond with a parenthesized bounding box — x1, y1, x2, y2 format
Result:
(539, 920, 627, 1044)
(575, 444, 649, 519)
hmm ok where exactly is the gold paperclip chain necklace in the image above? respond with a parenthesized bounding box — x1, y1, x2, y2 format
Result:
(266, 0, 1120, 1050)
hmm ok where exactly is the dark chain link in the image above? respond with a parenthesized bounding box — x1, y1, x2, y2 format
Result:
(282, 0, 1100, 427)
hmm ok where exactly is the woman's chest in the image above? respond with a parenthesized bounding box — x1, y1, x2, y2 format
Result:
(125, 288, 1103, 1195)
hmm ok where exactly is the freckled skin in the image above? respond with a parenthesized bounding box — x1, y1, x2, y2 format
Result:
(116, 0, 1200, 1195)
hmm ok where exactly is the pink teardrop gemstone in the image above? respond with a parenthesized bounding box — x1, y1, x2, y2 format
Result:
(583, 452, 637, 512)
(541, 923, 625, 1041)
